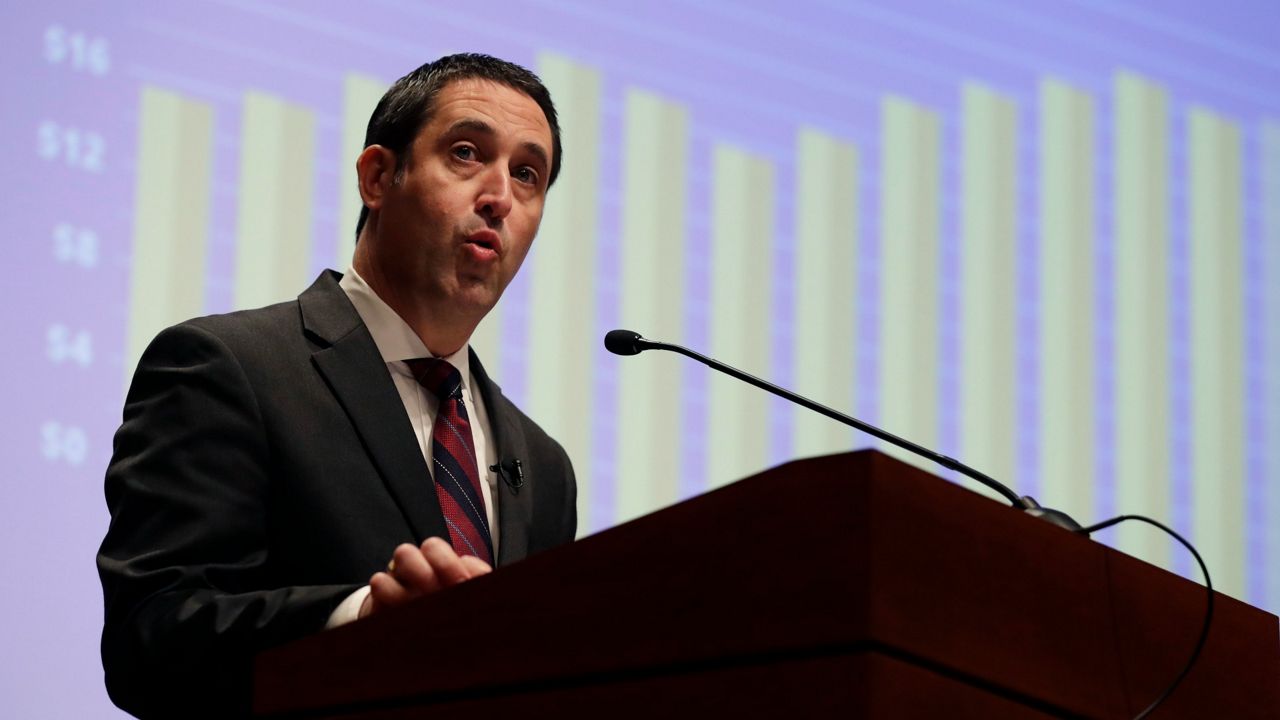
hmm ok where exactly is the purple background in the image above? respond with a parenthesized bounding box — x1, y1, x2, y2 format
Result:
(1, 1, 1277, 716)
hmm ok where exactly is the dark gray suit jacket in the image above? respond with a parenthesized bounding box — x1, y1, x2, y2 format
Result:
(97, 271, 576, 718)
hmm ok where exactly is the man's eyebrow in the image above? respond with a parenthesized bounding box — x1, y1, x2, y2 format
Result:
(445, 118, 496, 138)
(519, 140, 551, 174)
(445, 118, 550, 172)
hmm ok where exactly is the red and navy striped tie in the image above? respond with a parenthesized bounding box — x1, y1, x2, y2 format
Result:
(406, 358, 494, 565)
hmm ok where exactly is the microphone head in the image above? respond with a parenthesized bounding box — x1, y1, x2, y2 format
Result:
(604, 329, 645, 356)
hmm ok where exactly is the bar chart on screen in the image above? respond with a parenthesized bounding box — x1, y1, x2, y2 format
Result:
(3, 3, 1279, 717)
(103, 7, 1280, 606)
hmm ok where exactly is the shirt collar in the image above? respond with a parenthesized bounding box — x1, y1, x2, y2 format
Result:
(338, 266, 472, 389)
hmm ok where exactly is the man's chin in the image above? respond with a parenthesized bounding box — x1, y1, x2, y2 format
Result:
(451, 281, 501, 316)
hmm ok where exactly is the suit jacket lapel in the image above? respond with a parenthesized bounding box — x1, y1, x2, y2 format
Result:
(299, 272, 449, 543)
(469, 350, 533, 566)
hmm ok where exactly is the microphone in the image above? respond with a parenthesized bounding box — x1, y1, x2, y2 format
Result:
(603, 329, 654, 356)
(604, 328, 1082, 530)
(489, 458, 525, 492)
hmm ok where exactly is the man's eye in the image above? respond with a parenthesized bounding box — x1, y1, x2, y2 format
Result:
(452, 145, 475, 161)
(514, 166, 538, 184)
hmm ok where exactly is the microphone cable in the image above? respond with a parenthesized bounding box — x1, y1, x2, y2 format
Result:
(1077, 515, 1213, 720)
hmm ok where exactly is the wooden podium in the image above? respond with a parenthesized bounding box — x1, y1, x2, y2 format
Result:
(254, 451, 1279, 718)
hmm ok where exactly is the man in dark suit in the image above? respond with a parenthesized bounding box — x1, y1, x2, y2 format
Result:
(97, 54, 575, 718)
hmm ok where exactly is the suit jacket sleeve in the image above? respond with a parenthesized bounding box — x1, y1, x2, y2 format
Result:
(97, 321, 359, 719)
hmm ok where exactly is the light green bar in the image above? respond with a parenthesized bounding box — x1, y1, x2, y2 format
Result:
(125, 87, 214, 386)
(792, 128, 858, 459)
(338, 73, 385, 270)
(528, 53, 601, 536)
(616, 89, 689, 523)
(960, 83, 1018, 499)
(879, 96, 940, 470)
(1263, 120, 1280, 610)
(1038, 79, 1096, 522)
(1189, 108, 1246, 599)
(1113, 71, 1171, 569)
(707, 144, 775, 488)
(234, 92, 316, 311)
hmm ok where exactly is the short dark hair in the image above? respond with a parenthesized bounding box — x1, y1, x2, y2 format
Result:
(355, 53, 562, 240)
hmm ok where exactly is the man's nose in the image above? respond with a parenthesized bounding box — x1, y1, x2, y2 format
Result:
(476, 166, 513, 223)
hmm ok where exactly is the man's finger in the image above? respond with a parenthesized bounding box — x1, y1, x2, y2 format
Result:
(390, 542, 441, 595)
(420, 537, 474, 586)
(367, 571, 411, 615)
(458, 554, 493, 579)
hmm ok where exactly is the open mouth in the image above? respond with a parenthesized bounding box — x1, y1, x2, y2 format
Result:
(463, 230, 502, 261)
(465, 230, 501, 255)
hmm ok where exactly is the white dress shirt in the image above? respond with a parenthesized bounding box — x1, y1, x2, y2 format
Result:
(325, 267, 500, 628)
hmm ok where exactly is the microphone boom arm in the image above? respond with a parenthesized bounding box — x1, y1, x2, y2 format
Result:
(646, 337, 1030, 511)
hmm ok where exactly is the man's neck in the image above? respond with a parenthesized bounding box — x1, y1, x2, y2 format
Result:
(351, 246, 474, 358)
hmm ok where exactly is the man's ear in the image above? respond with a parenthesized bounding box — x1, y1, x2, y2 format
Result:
(356, 145, 397, 210)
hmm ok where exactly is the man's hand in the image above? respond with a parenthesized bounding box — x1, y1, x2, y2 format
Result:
(359, 537, 492, 618)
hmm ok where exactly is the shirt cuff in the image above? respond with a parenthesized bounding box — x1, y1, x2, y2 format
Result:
(325, 585, 371, 630)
